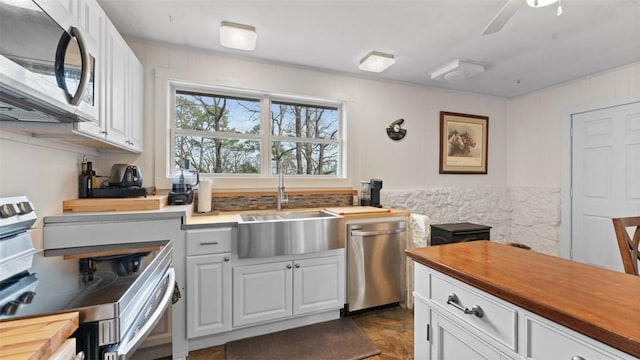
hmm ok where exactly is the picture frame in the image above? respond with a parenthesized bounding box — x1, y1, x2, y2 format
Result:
(439, 111, 489, 174)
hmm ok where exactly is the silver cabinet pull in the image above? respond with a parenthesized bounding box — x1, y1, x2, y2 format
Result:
(571, 357, 586, 360)
(199, 241, 219, 246)
(224, 256, 230, 262)
(295, 263, 301, 268)
(447, 293, 484, 318)
(286, 264, 292, 269)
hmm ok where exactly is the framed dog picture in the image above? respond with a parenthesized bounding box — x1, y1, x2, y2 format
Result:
(439, 111, 489, 174)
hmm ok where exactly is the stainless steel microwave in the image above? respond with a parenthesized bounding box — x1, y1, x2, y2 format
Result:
(0, 0, 98, 123)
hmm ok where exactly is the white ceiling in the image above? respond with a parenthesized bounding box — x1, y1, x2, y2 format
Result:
(97, 0, 640, 98)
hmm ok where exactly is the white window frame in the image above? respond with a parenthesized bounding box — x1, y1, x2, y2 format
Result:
(169, 81, 345, 179)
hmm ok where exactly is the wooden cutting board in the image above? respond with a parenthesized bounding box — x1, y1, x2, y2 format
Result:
(0, 312, 79, 360)
(324, 206, 391, 215)
(63, 195, 168, 212)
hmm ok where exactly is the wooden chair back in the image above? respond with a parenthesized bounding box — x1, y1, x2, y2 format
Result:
(612, 216, 640, 275)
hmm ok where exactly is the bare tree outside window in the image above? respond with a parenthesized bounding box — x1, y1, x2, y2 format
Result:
(175, 91, 260, 174)
(271, 102, 339, 175)
(173, 87, 342, 177)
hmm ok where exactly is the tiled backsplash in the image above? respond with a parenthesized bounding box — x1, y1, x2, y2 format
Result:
(195, 189, 357, 212)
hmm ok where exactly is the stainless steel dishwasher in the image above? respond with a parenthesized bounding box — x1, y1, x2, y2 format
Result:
(346, 220, 406, 313)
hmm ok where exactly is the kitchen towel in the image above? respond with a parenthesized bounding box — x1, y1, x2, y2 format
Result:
(197, 179, 212, 213)
(407, 213, 431, 309)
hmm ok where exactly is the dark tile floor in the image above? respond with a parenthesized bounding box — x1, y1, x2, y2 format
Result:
(182, 306, 414, 360)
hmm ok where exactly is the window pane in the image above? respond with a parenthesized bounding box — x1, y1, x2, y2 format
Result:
(272, 141, 338, 175)
(271, 102, 338, 139)
(175, 136, 260, 174)
(176, 91, 260, 134)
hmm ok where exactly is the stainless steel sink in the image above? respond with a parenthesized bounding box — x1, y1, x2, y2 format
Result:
(237, 210, 345, 258)
(240, 210, 336, 222)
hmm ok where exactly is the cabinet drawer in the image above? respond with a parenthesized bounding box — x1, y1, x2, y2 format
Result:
(430, 273, 517, 351)
(525, 315, 627, 360)
(187, 227, 232, 255)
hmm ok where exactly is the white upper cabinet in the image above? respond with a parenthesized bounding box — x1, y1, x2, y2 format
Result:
(33, 0, 144, 152)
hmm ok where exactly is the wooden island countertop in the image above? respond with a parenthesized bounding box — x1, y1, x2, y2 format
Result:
(0, 312, 79, 360)
(405, 241, 640, 358)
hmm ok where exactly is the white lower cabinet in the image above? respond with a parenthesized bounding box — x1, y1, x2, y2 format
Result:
(186, 227, 233, 339)
(415, 295, 510, 360)
(233, 254, 345, 327)
(187, 253, 232, 338)
(413, 263, 635, 360)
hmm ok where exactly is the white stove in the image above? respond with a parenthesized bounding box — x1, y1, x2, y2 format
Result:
(0, 196, 176, 360)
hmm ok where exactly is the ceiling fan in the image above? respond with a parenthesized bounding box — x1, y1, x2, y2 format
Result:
(481, 0, 563, 35)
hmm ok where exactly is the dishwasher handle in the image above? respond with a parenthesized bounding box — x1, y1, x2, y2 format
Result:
(350, 228, 405, 237)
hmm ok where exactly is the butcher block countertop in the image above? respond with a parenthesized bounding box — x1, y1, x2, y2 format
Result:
(186, 206, 409, 226)
(405, 241, 640, 357)
(63, 195, 168, 212)
(0, 312, 79, 360)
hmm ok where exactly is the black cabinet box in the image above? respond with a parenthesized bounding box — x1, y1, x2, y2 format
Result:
(430, 222, 491, 246)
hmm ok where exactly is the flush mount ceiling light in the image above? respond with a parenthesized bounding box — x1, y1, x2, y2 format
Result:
(430, 60, 485, 82)
(219, 21, 257, 51)
(358, 51, 395, 73)
(526, 0, 558, 7)
(528, 0, 563, 15)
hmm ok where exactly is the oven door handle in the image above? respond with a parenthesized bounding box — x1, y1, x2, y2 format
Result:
(111, 267, 175, 360)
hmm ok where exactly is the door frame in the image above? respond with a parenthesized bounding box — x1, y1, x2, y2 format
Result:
(560, 95, 640, 259)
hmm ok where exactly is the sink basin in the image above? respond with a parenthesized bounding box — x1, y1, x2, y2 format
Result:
(240, 210, 335, 222)
(237, 210, 345, 258)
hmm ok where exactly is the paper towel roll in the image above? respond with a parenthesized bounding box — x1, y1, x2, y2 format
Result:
(198, 179, 212, 213)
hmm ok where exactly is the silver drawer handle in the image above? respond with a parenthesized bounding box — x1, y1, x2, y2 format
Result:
(447, 293, 484, 318)
(199, 241, 219, 245)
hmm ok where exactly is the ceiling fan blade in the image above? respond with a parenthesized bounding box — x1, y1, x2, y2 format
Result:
(481, 0, 525, 35)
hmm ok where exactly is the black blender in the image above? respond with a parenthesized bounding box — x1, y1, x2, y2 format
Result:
(168, 161, 199, 205)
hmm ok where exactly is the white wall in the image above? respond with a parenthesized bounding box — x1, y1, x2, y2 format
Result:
(0, 130, 98, 248)
(506, 62, 640, 187)
(126, 40, 508, 191)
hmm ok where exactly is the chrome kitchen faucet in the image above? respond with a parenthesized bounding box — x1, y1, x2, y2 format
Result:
(277, 163, 288, 211)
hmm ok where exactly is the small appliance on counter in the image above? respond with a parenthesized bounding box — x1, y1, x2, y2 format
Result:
(79, 163, 146, 198)
(168, 162, 199, 205)
(360, 178, 383, 207)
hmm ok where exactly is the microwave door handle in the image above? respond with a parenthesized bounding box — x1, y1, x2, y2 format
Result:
(68, 27, 90, 106)
(110, 267, 175, 359)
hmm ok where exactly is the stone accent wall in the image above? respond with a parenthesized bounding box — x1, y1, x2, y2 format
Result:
(509, 187, 561, 255)
(381, 187, 512, 242)
(381, 187, 561, 256)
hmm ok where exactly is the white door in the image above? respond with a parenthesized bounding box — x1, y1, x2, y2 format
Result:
(571, 101, 640, 271)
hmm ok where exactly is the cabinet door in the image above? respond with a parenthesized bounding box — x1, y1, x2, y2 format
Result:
(414, 295, 432, 360)
(187, 253, 231, 338)
(74, 0, 106, 139)
(233, 261, 292, 327)
(127, 52, 144, 151)
(293, 255, 344, 315)
(432, 312, 503, 360)
(104, 20, 128, 146)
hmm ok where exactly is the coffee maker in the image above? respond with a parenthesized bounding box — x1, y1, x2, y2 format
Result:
(360, 178, 383, 207)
